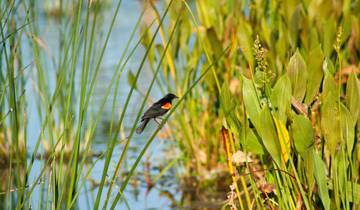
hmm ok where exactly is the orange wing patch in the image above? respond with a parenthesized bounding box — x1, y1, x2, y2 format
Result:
(161, 102, 172, 110)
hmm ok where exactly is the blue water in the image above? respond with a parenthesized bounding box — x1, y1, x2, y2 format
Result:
(20, 0, 180, 209)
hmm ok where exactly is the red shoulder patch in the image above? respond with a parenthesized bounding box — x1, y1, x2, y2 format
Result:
(161, 102, 172, 110)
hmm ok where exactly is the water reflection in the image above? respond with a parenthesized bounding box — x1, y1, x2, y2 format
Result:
(1, 0, 230, 209)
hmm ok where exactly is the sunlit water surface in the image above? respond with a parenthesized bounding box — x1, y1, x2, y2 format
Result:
(21, 1, 181, 209)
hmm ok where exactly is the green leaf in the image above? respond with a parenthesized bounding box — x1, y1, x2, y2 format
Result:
(323, 17, 336, 57)
(313, 152, 331, 210)
(345, 73, 360, 122)
(323, 57, 336, 75)
(275, 21, 288, 61)
(320, 72, 341, 154)
(291, 114, 314, 155)
(221, 82, 241, 136)
(270, 74, 292, 123)
(256, 107, 281, 166)
(207, 27, 223, 58)
(347, 181, 360, 204)
(305, 45, 324, 104)
(320, 90, 340, 154)
(242, 76, 261, 128)
(238, 20, 254, 70)
(287, 49, 308, 102)
(309, 27, 320, 50)
(243, 128, 265, 155)
(322, 71, 338, 99)
(340, 103, 355, 156)
(303, 150, 315, 194)
(289, 5, 302, 49)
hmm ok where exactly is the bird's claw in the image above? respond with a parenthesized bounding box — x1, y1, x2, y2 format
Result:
(154, 118, 163, 125)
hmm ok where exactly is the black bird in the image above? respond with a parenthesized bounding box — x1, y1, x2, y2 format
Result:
(136, 93, 178, 134)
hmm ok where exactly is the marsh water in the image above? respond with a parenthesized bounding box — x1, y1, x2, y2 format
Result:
(16, 1, 182, 209)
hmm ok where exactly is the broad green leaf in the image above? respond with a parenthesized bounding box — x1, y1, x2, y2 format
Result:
(323, 17, 336, 57)
(323, 57, 336, 75)
(289, 5, 302, 49)
(345, 73, 360, 122)
(303, 150, 315, 194)
(313, 152, 331, 210)
(340, 103, 355, 156)
(322, 71, 338, 99)
(287, 49, 308, 102)
(352, 16, 360, 49)
(221, 83, 241, 136)
(321, 72, 340, 154)
(273, 117, 291, 163)
(305, 45, 324, 104)
(342, 14, 352, 45)
(270, 74, 292, 123)
(291, 114, 314, 155)
(336, 150, 347, 205)
(207, 27, 223, 58)
(242, 76, 261, 128)
(281, 0, 298, 23)
(321, 90, 340, 154)
(256, 107, 281, 166)
(243, 128, 265, 155)
(309, 27, 320, 50)
(275, 21, 288, 61)
(238, 20, 254, 70)
(343, 0, 351, 16)
(261, 19, 271, 47)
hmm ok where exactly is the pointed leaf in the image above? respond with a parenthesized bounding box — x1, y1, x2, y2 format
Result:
(305, 45, 324, 104)
(243, 128, 265, 155)
(323, 17, 336, 57)
(321, 72, 340, 154)
(289, 5, 302, 49)
(242, 76, 261, 128)
(323, 57, 336, 75)
(270, 75, 292, 123)
(238, 20, 254, 70)
(303, 150, 315, 193)
(313, 152, 331, 210)
(287, 50, 308, 102)
(340, 103, 355, 156)
(322, 71, 338, 99)
(321, 90, 340, 154)
(221, 83, 241, 136)
(255, 107, 281, 166)
(291, 114, 314, 155)
(345, 73, 360, 122)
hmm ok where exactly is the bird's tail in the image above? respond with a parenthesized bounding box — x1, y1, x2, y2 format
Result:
(136, 119, 150, 134)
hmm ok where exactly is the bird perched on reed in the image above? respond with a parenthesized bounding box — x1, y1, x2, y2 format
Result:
(136, 93, 178, 134)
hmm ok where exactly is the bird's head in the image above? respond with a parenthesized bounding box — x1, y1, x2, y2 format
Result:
(164, 93, 178, 101)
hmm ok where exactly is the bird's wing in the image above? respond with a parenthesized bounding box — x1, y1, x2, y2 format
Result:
(141, 103, 163, 120)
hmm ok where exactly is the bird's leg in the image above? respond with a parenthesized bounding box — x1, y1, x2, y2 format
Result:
(153, 118, 162, 125)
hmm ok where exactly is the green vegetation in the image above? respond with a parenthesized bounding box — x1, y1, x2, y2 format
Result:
(1, 0, 360, 209)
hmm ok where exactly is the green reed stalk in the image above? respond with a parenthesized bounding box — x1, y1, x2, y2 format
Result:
(93, 1, 174, 208)
(110, 46, 230, 209)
